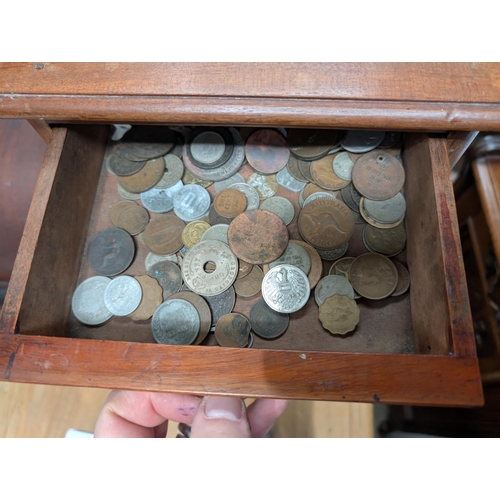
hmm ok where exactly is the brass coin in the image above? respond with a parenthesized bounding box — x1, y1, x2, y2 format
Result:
(182, 169, 213, 188)
(349, 253, 398, 300)
(363, 222, 406, 256)
(109, 201, 149, 236)
(392, 261, 411, 296)
(287, 129, 341, 160)
(289, 240, 322, 289)
(143, 213, 185, 255)
(214, 188, 247, 218)
(233, 265, 264, 297)
(208, 204, 232, 225)
(228, 209, 289, 265)
(245, 129, 290, 174)
(215, 313, 251, 347)
(169, 291, 212, 345)
(298, 198, 354, 250)
(352, 150, 405, 201)
(286, 155, 309, 182)
(310, 155, 350, 191)
(117, 157, 165, 194)
(237, 259, 253, 279)
(130, 275, 163, 321)
(359, 198, 405, 229)
(247, 173, 279, 200)
(88, 227, 135, 276)
(319, 294, 360, 335)
(329, 256, 360, 299)
(250, 299, 289, 340)
(147, 260, 182, 299)
(181, 220, 211, 248)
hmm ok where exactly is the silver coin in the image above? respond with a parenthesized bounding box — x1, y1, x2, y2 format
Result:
(200, 223, 230, 245)
(104, 276, 142, 316)
(151, 298, 200, 345)
(298, 188, 306, 208)
(155, 155, 184, 188)
(363, 193, 407, 224)
(190, 131, 225, 164)
(303, 191, 338, 207)
(341, 130, 385, 153)
(246, 331, 254, 348)
(140, 180, 184, 213)
(145, 252, 178, 271)
(317, 243, 348, 261)
(117, 184, 141, 201)
(259, 196, 295, 225)
(269, 242, 311, 275)
(333, 152, 355, 181)
(262, 265, 310, 313)
(182, 240, 238, 296)
(72, 276, 113, 325)
(314, 275, 354, 306)
(214, 173, 245, 193)
(179, 245, 190, 257)
(231, 183, 260, 210)
(173, 184, 211, 222)
(276, 167, 307, 192)
(247, 173, 279, 200)
(327, 145, 343, 155)
(341, 185, 360, 212)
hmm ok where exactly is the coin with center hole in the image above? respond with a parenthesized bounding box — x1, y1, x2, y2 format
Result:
(250, 299, 289, 339)
(151, 299, 200, 345)
(155, 155, 184, 188)
(140, 180, 183, 214)
(215, 313, 251, 347)
(72, 276, 113, 325)
(104, 276, 142, 316)
(245, 129, 290, 174)
(88, 227, 135, 276)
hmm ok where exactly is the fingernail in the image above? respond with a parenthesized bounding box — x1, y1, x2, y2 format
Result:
(204, 396, 243, 422)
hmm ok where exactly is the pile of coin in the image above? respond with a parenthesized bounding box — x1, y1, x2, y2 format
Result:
(71, 126, 411, 344)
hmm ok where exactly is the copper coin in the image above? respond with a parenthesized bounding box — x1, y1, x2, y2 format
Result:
(348, 152, 365, 163)
(310, 155, 350, 191)
(237, 260, 253, 279)
(214, 188, 247, 218)
(329, 256, 360, 299)
(349, 253, 398, 300)
(199, 286, 235, 326)
(117, 157, 165, 194)
(215, 313, 251, 347)
(234, 265, 264, 297)
(143, 213, 185, 255)
(87, 227, 135, 276)
(147, 260, 182, 299)
(208, 204, 232, 225)
(287, 129, 341, 160)
(130, 275, 163, 321)
(250, 299, 289, 340)
(302, 183, 331, 203)
(352, 150, 405, 201)
(169, 291, 212, 344)
(228, 209, 289, 265)
(298, 198, 355, 250)
(359, 198, 405, 229)
(107, 147, 146, 176)
(121, 126, 175, 159)
(109, 201, 149, 235)
(245, 129, 290, 174)
(363, 223, 406, 256)
(291, 240, 323, 289)
(297, 158, 314, 183)
(286, 155, 309, 182)
(392, 261, 411, 296)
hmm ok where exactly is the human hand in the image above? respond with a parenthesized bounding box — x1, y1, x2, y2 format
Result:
(94, 390, 288, 438)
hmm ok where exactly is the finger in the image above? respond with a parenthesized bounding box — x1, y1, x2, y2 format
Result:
(247, 398, 289, 438)
(154, 421, 169, 438)
(190, 396, 251, 438)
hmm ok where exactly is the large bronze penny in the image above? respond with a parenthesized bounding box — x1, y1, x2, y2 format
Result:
(109, 201, 149, 235)
(237, 259, 253, 280)
(169, 291, 212, 344)
(250, 299, 289, 339)
(292, 240, 323, 289)
(121, 126, 175, 159)
(349, 253, 398, 299)
(214, 188, 247, 218)
(286, 155, 309, 182)
(147, 261, 182, 299)
(215, 313, 251, 347)
(310, 155, 350, 191)
(233, 265, 264, 297)
(143, 213, 185, 255)
(107, 146, 146, 176)
(352, 150, 405, 201)
(245, 129, 290, 174)
(87, 227, 135, 276)
(130, 275, 163, 321)
(363, 222, 406, 255)
(298, 198, 354, 250)
(117, 157, 165, 194)
(329, 256, 360, 299)
(287, 129, 342, 160)
(392, 261, 411, 296)
(228, 209, 289, 265)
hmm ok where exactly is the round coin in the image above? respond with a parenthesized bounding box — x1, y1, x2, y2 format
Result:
(182, 169, 213, 188)
(315, 275, 355, 306)
(349, 253, 398, 299)
(363, 223, 406, 256)
(215, 313, 251, 348)
(109, 201, 149, 235)
(379, 132, 402, 149)
(311, 155, 350, 191)
(117, 184, 141, 201)
(104, 276, 142, 316)
(328, 256, 360, 299)
(247, 173, 279, 200)
(359, 198, 404, 229)
(333, 152, 355, 181)
(298, 159, 314, 183)
(301, 183, 331, 205)
(187, 127, 234, 169)
(341, 130, 385, 153)
(122, 126, 175, 159)
(147, 260, 182, 299)
(250, 299, 289, 340)
(319, 295, 360, 335)
(392, 261, 411, 296)
(155, 155, 184, 188)
(72, 276, 113, 326)
(214, 188, 247, 218)
(208, 204, 232, 225)
(117, 157, 165, 194)
(268, 242, 311, 275)
(231, 183, 260, 210)
(129, 275, 163, 321)
(303, 191, 338, 207)
(140, 180, 183, 214)
(237, 259, 253, 279)
(151, 299, 200, 345)
(233, 265, 264, 297)
(214, 173, 245, 193)
(200, 223, 229, 245)
(245, 129, 290, 174)
(182, 220, 211, 248)
(362, 193, 406, 224)
(287, 129, 341, 160)
(317, 243, 348, 261)
(340, 184, 360, 212)
(276, 167, 307, 192)
(200, 286, 235, 326)
(107, 148, 146, 176)
(173, 184, 211, 222)
(286, 155, 309, 182)
(292, 240, 323, 289)
(142, 213, 185, 255)
(259, 196, 295, 225)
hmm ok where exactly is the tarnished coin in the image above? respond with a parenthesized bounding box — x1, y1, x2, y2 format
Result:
(109, 201, 149, 235)
(247, 173, 279, 200)
(104, 276, 142, 316)
(234, 265, 264, 297)
(341, 184, 360, 212)
(341, 130, 385, 153)
(352, 150, 405, 201)
(130, 275, 163, 321)
(155, 155, 184, 188)
(72, 276, 113, 325)
(145, 252, 178, 272)
(182, 240, 238, 296)
(298, 198, 354, 250)
(140, 180, 183, 214)
(182, 220, 211, 248)
(182, 169, 213, 188)
(143, 213, 185, 255)
(208, 204, 232, 225)
(246, 129, 290, 174)
(319, 295, 360, 335)
(152, 299, 200, 345)
(379, 132, 402, 149)
(349, 253, 398, 299)
(173, 184, 211, 222)
(88, 227, 135, 276)
(250, 299, 289, 340)
(237, 259, 253, 279)
(363, 223, 406, 256)
(301, 183, 331, 206)
(333, 152, 355, 181)
(315, 275, 355, 306)
(359, 198, 404, 229)
(276, 166, 307, 192)
(287, 129, 341, 160)
(117, 157, 165, 194)
(107, 148, 146, 176)
(298, 158, 314, 183)
(214, 188, 247, 218)
(122, 126, 175, 159)
(199, 286, 235, 325)
(228, 209, 289, 265)
(187, 127, 233, 169)
(362, 193, 406, 224)
(286, 155, 309, 182)
(268, 242, 311, 275)
(215, 313, 251, 348)
(328, 256, 360, 299)
(311, 155, 350, 191)
(147, 261, 182, 299)
(262, 264, 310, 313)
(392, 261, 411, 296)
(200, 223, 229, 245)
(317, 243, 348, 261)
(246, 331, 254, 348)
(259, 196, 295, 225)
(303, 191, 338, 207)
(117, 184, 141, 201)
(292, 240, 323, 289)
(214, 173, 245, 193)
(231, 183, 260, 210)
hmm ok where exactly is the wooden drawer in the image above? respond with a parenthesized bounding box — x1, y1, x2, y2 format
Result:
(0, 124, 483, 406)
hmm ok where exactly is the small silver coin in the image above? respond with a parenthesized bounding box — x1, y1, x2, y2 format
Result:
(259, 196, 295, 225)
(231, 183, 260, 210)
(214, 173, 245, 193)
(262, 264, 310, 314)
(117, 184, 141, 201)
(104, 276, 142, 316)
(190, 131, 225, 164)
(140, 180, 183, 213)
(145, 252, 178, 271)
(341, 130, 385, 153)
(151, 299, 200, 345)
(314, 275, 354, 306)
(72, 276, 113, 326)
(362, 193, 407, 224)
(200, 224, 230, 245)
(333, 152, 355, 181)
(155, 155, 184, 188)
(317, 243, 348, 261)
(269, 242, 311, 275)
(173, 184, 211, 222)
(303, 191, 338, 207)
(276, 166, 307, 192)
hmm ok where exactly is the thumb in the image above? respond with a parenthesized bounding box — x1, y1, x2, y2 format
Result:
(190, 396, 251, 438)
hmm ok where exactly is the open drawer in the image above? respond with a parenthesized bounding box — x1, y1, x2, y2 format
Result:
(0, 125, 483, 406)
